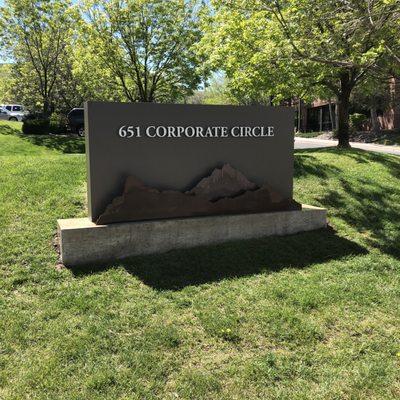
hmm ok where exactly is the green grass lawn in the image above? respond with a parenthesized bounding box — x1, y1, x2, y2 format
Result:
(1, 122, 400, 399)
(0, 120, 85, 155)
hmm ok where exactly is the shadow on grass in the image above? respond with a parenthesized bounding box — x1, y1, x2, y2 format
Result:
(70, 228, 367, 290)
(21, 134, 85, 154)
(321, 179, 400, 258)
(0, 123, 85, 154)
(296, 147, 399, 178)
(0, 124, 20, 136)
(294, 153, 342, 179)
(296, 148, 400, 259)
(341, 150, 400, 178)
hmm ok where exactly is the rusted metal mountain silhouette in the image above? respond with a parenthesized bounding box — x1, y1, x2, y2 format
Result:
(96, 164, 301, 224)
(186, 163, 258, 201)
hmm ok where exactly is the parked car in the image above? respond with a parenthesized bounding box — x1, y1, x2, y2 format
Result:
(1, 104, 26, 113)
(0, 105, 25, 122)
(67, 108, 84, 136)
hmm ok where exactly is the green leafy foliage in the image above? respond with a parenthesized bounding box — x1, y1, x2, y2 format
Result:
(187, 74, 235, 105)
(81, 0, 208, 103)
(199, 0, 400, 145)
(349, 113, 368, 132)
(49, 112, 67, 134)
(22, 117, 50, 135)
(0, 0, 77, 114)
(21, 112, 66, 135)
(0, 63, 13, 103)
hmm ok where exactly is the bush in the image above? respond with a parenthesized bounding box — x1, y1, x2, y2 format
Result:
(349, 113, 368, 132)
(49, 113, 67, 134)
(22, 118, 50, 135)
(22, 113, 67, 135)
(23, 112, 46, 121)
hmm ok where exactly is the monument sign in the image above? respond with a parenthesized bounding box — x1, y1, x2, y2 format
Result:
(57, 102, 326, 266)
(84, 102, 300, 224)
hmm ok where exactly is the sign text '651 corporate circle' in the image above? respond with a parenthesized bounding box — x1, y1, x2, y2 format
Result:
(118, 125, 275, 139)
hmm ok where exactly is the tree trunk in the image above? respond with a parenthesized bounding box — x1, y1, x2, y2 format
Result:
(370, 106, 380, 134)
(336, 74, 352, 148)
(43, 98, 50, 117)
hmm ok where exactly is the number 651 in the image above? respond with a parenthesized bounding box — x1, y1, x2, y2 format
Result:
(118, 126, 140, 138)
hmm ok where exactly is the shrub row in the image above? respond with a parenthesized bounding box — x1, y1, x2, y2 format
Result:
(22, 113, 67, 135)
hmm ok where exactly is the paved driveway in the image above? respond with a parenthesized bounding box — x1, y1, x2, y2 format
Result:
(295, 137, 400, 156)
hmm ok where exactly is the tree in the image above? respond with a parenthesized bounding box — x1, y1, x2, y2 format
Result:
(6, 61, 44, 110)
(0, 0, 76, 115)
(70, 40, 126, 106)
(0, 63, 13, 103)
(197, 4, 305, 106)
(81, 0, 207, 103)
(366, 0, 400, 78)
(186, 74, 235, 105)
(200, 0, 400, 147)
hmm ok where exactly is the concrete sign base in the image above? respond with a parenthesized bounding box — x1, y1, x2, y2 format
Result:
(58, 205, 327, 267)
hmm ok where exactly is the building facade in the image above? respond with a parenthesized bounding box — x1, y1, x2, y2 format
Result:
(296, 78, 400, 132)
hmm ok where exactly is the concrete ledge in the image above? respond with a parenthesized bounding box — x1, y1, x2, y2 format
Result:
(58, 205, 327, 266)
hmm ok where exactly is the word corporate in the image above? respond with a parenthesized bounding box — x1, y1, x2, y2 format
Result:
(118, 125, 275, 139)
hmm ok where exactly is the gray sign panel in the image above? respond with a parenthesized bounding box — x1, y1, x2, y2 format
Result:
(85, 101, 298, 223)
